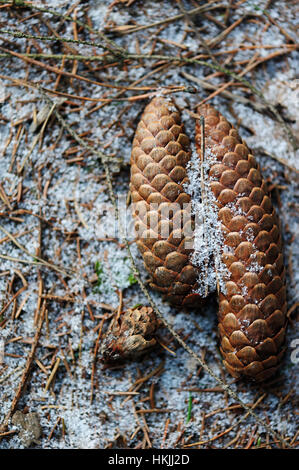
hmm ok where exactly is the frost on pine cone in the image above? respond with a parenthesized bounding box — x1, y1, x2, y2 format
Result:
(195, 104, 287, 382)
(130, 96, 202, 306)
(100, 306, 159, 363)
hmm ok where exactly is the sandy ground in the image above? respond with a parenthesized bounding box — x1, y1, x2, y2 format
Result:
(0, 0, 298, 449)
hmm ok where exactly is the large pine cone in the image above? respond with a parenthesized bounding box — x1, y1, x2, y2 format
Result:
(195, 104, 287, 382)
(130, 96, 202, 306)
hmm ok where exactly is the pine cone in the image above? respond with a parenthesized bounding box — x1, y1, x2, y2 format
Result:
(100, 306, 159, 363)
(130, 96, 201, 306)
(130, 97, 287, 381)
(195, 104, 287, 382)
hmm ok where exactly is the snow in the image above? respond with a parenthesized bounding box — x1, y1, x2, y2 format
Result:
(185, 144, 229, 296)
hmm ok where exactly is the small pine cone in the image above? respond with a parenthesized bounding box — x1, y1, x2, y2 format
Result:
(130, 96, 201, 306)
(100, 306, 159, 363)
(195, 104, 287, 382)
